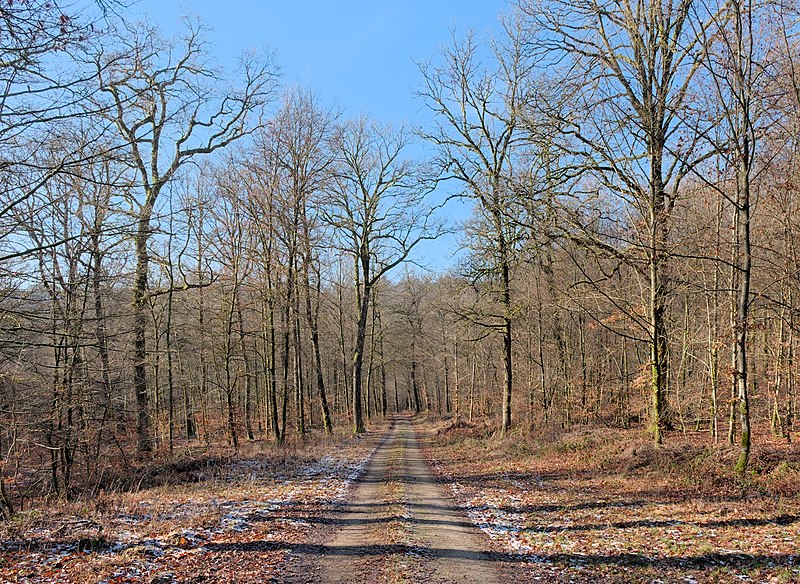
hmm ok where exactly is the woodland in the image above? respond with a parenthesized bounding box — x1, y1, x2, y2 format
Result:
(1, 0, 800, 580)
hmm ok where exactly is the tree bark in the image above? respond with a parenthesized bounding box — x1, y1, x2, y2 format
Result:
(133, 204, 155, 454)
(352, 259, 371, 433)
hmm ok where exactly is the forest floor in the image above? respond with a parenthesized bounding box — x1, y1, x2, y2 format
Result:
(0, 424, 385, 583)
(2, 416, 800, 583)
(421, 417, 800, 583)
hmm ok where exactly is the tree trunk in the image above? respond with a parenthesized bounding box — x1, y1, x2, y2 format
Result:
(294, 292, 306, 437)
(648, 179, 669, 445)
(352, 265, 371, 433)
(133, 207, 154, 454)
(166, 268, 175, 452)
(453, 336, 461, 422)
(224, 287, 239, 451)
(302, 255, 332, 433)
(733, 118, 752, 476)
(410, 345, 421, 414)
(499, 227, 513, 437)
(237, 299, 255, 441)
(279, 254, 295, 445)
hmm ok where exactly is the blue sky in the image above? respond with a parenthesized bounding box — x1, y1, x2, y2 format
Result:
(133, 1, 509, 271)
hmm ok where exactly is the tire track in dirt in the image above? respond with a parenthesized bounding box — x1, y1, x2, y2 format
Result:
(282, 414, 504, 583)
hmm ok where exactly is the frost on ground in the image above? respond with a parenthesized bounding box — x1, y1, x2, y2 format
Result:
(444, 474, 535, 555)
(0, 438, 378, 583)
(424, 425, 800, 584)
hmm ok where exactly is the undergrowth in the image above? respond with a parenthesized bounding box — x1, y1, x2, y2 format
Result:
(429, 416, 800, 498)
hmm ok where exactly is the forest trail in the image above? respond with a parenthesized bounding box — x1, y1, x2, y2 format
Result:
(283, 415, 504, 583)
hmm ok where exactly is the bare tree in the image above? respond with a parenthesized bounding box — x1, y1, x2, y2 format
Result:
(326, 117, 439, 434)
(272, 88, 338, 434)
(697, 0, 773, 473)
(240, 132, 283, 443)
(518, 0, 723, 443)
(418, 23, 533, 436)
(93, 21, 278, 453)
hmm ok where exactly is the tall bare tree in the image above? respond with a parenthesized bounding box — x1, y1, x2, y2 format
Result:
(698, 0, 771, 473)
(93, 21, 278, 452)
(326, 117, 438, 434)
(272, 88, 338, 434)
(418, 23, 533, 436)
(518, 0, 722, 443)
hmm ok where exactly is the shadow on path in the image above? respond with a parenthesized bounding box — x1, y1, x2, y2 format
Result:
(207, 539, 799, 570)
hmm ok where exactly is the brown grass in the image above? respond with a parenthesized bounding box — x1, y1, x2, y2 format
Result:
(420, 416, 800, 583)
(0, 421, 387, 583)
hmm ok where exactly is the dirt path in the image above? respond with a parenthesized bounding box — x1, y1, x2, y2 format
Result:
(282, 415, 507, 583)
